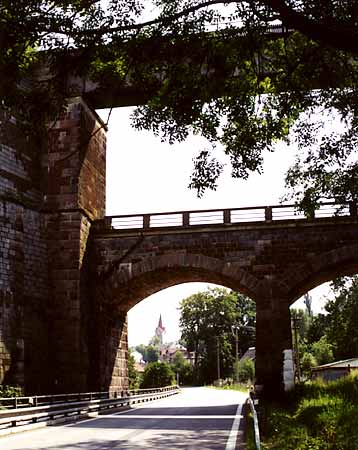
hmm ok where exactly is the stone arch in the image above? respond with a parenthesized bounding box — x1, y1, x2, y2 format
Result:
(281, 244, 358, 303)
(104, 252, 263, 313)
(90, 252, 263, 393)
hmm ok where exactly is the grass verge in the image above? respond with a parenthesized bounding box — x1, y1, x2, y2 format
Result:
(253, 372, 358, 450)
(209, 383, 249, 393)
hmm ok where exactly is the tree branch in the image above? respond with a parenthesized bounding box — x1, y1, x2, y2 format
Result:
(262, 0, 358, 54)
(75, 0, 241, 35)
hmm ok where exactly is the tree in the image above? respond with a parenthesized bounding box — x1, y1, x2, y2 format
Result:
(300, 352, 317, 378)
(179, 287, 256, 384)
(128, 349, 140, 389)
(234, 358, 255, 383)
(140, 361, 175, 388)
(2, 2, 358, 207)
(135, 343, 159, 363)
(324, 276, 358, 360)
(310, 335, 334, 366)
(290, 305, 334, 378)
(170, 350, 194, 385)
(306, 313, 329, 345)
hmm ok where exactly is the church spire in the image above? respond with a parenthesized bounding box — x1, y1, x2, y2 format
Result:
(155, 314, 165, 345)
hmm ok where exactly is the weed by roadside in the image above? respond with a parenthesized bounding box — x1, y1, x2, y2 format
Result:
(255, 372, 358, 450)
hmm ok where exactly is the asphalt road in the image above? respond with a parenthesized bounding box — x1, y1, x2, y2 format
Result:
(0, 387, 248, 450)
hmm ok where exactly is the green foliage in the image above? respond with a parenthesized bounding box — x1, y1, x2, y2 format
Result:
(325, 276, 358, 359)
(291, 304, 336, 379)
(0, 385, 22, 398)
(300, 353, 317, 378)
(310, 336, 334, 366)
(170, 350, 194, 385)
(234, 358, 255, 383)
(2, 2, 358, 207)
(179, 287, 255, 384)
(128, 350, 140, 389)
(140, 361, 175, 389)
(135, 343, 160, 363)
(306, 314, 328, 345)
(262, 373, 358, 450)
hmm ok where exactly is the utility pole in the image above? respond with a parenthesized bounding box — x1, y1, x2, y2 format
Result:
(232, 325, 239, 382)
(216, 336, 221, 382)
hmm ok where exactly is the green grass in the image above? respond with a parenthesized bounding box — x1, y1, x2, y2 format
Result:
(209, 382, 249, 393)
(257, 372, 358, 450)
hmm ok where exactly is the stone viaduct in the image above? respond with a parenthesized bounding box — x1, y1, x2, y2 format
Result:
(0, 34, 358, 395)
(1, 96, 358, 396)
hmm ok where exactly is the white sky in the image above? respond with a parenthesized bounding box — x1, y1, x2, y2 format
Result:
(97, 107, 332, 347)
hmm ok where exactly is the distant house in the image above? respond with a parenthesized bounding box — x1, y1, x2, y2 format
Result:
(311, 358, 358, 382)
(240, 347, 255, 362)
(159, 342, 194, 365)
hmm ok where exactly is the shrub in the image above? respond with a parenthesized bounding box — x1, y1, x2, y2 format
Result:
(235, 358, 255, 383)
(140, 362, 175, 388)
(0, 385, 22, 398)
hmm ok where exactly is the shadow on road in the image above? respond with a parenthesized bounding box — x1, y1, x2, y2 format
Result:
(24, 430, 229, 450)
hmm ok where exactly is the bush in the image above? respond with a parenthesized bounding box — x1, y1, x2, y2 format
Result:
(170, 351, 194, 385)
(0, 385, 22, 398)
(140, 362, 175, 388)
(300, 352, 317, 378)
(235, 358, 255, 383)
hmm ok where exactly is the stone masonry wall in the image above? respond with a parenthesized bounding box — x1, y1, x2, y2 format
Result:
(92, 218, 358, 306)
(44, 98, 107, 393)
(0, 122, 49, 393)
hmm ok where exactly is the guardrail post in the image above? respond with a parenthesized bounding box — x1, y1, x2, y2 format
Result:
(14, 397, 17, 409)
(182, 212, 190, 226)
(265, 206, 272, 221)
(143, 215, 150, 229)
(223, 209, 231, 224)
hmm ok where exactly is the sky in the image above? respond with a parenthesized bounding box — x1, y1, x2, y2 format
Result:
(97, 106, 332, 347)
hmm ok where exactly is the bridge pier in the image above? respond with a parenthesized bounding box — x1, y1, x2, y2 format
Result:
(255, 296, 294, 398)
(88, 303, 129, 393)
(45, 97, 107, 393)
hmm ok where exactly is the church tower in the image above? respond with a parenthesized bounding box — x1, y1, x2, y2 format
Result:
(155, 314, 166, 345)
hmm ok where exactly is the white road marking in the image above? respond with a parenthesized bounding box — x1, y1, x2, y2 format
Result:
(225, 402, 244, 450)
(93, 414, 240, 419)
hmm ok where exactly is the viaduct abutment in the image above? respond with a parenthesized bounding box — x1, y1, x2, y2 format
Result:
(0, 97, 108, 393)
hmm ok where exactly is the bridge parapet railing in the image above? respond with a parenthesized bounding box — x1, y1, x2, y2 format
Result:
(96, 201, 357, 231)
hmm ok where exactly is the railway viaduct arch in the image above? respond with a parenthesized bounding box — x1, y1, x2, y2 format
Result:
(0, 31, 357, 395)
(1, 96, 358, 396)
(85, 208, 358, 395)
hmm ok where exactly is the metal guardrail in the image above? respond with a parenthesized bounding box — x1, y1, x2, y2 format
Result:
(95, 202, 357, 231)
(0, 386, 179, 432)
(0, 386, 173, 410)
(247, 397, 261, 450)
